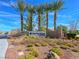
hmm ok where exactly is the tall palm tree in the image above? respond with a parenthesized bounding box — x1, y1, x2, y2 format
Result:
(17, 0, 26, 32)
(27, 5, 35, 31)
(35, 5, 43, 31)
(43, 3, 51, 37)
(11, 0, 26, 32)
(50, 0, 63, 31)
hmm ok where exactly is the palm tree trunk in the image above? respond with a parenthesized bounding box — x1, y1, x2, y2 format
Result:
(54, 11, 57, 31)
(28, 13, 32, 31)
(20, 13, 23, 32)
(38, 14, 41, 31)
(46, 11, 48, 37)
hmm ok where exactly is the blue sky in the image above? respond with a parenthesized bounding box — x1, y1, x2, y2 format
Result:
(0, 0, 79, 31)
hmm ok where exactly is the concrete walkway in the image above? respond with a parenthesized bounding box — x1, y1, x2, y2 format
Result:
(0, 39, 8, 59)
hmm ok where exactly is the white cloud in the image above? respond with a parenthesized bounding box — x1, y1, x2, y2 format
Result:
(0, 1, 10, 7)
(0, 11, 19, 17)
(0, 11, 14, 14)
(0, 14, 19, 17)
(0, 23, 11, 28)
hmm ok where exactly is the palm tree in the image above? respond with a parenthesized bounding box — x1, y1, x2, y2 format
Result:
(17, 0, 26, 32)
(43, 3, 51, 37)
(35, 5, 43, 31)
(27, 5, 35, 31)
(50, 0, 63, 31)
(11, 0, 26, 32)
(23, 17, 29, 31)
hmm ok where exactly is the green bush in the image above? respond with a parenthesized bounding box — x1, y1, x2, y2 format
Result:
(27, 47, 39, 57)
(60, 45, 70, 50)
(67, 32, 76, 39)
(55, 41, 64, 45)
(27, 44, 34, 47)
(64, 43, 74, 47)
(34, 43, 41, 47)
(26, 55, 35, 59)
(40, 42, 48, 46)
(29, 49, 39, 57)
(49, 42, 57, 47)
(71, 48, 79, 52)
(75, 36, 79, 40)
(51, 47, 64, 56)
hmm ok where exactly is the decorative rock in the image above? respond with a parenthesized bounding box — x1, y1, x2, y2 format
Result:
(75, 35, 79, 39)
(47, 51, 60, 59)
(18, 51, 24, 56)
(51, 52, 60, 59)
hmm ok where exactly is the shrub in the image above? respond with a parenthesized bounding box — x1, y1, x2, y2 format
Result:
(27, 47, 33, 51)
(75, 35, 79, 40)
(55, 40, 65, 45)
(24, 35, 28, 39)
(26, 55, 35, 59)
(60, 45, 70, 50)
(40, 42, 48, 46)
(34, 43, 41, 47)
(71, 48, 79, 52)
(51, 47, 64, 56)
(49, 42, 57, 47)
(75, 37, 79, 40)
(67, 32, 76, 39)
(64, 43, 74, 47)
(29, 49, 39, 57)
(73, 43, 78, 46)
(56, 41, 62, 45)
(30, 36, 38, 40)
(27, 47, 39, 57)
(27, 44, 34, 47)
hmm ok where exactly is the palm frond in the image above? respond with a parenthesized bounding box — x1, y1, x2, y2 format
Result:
(50, 1, 64, 11)
(27, 4, 35, 13)
(35, 4, 44, 14)
(17, 0, 26, 13)
(43, 3, 52, 12)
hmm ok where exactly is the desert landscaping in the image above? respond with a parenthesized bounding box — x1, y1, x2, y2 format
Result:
(5, 35, 79, 59)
